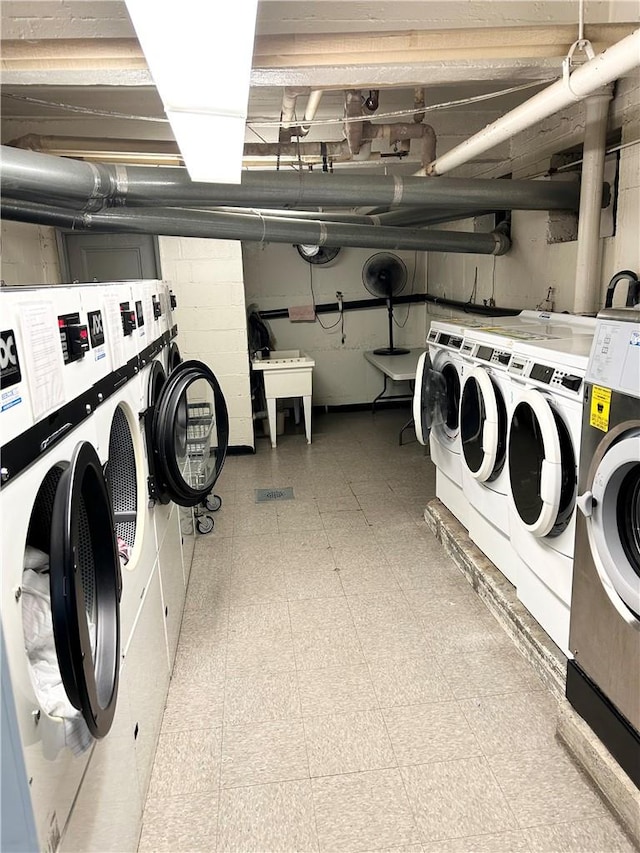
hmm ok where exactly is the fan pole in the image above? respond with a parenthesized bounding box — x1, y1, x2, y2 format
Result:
(373, 295, 410, 356)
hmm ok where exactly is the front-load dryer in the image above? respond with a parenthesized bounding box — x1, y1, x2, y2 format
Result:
(507, 332, 595, 655)
(0, 399, 121, 851)
(567, 311, 640, 788)
(458, 328, 528, 586)
(414, 321, 468, 527)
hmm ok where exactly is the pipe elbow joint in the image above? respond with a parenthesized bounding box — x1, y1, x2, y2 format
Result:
(492, 230, 511, 255)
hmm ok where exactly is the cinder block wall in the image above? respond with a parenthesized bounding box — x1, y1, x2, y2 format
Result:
(159, 237, 254, 449)
(0, 220, 61, 285)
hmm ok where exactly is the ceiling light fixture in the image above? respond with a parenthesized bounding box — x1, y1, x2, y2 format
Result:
(124, 0, 258, 184)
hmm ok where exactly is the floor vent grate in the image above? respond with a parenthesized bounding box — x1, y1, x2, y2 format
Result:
(255, 487, 295, 502)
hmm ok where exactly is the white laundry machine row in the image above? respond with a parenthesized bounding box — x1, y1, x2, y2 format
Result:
(0, 281, 229, 851)
(455, 313, 596, 594)
(413, 310, 575, 529)
(566, 310, 640, 788)
(506, 332, 595, 655)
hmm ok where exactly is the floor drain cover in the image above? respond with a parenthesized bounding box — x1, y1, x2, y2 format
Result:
(255, 487, 295, 502)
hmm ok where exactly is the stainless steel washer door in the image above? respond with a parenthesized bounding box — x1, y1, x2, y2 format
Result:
(583, 431, 640, 621)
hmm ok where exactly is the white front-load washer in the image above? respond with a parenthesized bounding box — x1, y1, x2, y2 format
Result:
(507, 332, 595, 655)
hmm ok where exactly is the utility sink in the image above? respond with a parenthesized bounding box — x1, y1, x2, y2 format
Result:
(252, 350, 315, 369)
(251, 351, 315, 447)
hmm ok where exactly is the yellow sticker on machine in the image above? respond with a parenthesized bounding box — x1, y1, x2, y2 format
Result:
(590, 385, 612, 432)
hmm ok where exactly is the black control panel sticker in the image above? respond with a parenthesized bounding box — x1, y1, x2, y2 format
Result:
(135, 300, 144, 327)
(88, 310, 105, 347)
(0, 329, 22, 389)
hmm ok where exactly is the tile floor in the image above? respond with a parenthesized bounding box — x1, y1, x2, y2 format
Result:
(139, 410, 635, 853)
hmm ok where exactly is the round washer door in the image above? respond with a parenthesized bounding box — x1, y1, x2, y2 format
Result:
(49, 441, 120, 739)
(151, 360, 229, 506)
(413, 351, 449, 446)
(584, 431, 640, 619)
(508, 389, 575, 537)
(460, 367, 507, 482)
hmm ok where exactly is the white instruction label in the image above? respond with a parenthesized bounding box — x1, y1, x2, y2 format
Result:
(19, 301, 65, 420)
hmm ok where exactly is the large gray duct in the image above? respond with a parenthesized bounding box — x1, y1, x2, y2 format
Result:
(0, 197, 511, 255)
(0, 146, 582, 213)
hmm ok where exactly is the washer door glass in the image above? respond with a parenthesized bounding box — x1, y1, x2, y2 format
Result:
(152, 360, 229, 506)
(588, 432, 640, 618)
(413, 351, 448, 446)
(509, 390, 575, 537)
(49, 441, 121, 739)
(460, 367, 507, 482)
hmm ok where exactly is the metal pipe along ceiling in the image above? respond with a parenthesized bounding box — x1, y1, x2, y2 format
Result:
(0, 198, 511, 255)
(0, 146, 582, 212)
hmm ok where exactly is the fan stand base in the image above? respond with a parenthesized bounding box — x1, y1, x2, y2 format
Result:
(373, 346, 410, 356)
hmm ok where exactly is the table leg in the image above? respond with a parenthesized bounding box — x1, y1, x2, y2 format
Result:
(266, 396, 277, 448)
(293, 397, 301, 425)
(371, 375, 389, 414)
(303, 395, 312, 444)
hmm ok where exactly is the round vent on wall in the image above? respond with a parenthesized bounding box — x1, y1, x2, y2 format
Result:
(295, 244, 341, 265)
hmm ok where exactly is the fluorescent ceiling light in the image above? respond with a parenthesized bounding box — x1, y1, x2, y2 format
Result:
(125, 0, 258, 184)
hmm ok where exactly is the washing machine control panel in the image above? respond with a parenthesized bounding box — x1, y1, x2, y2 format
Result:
(466, 342, 512, 369)
(58, 312, 89, 363)
(152, 294, 163, 319)
(435, 332, 462, 350)
(509, 357, 583, 396)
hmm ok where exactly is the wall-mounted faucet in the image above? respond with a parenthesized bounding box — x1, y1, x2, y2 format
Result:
(604, 270, 640, 309)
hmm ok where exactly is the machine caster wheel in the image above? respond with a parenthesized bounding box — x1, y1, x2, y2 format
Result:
(196, 515, 214, 534)
(203, 494, 222, 512)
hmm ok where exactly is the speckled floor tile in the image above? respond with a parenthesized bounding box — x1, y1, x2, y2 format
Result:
(162, 673, 226, 733)
(356, 621, 433, 663)
(289, 596, 354, 633)
(293, 625, 366, 670)
(312, 768, 421, 852)
(297, 663, 377, 718)
(459, 690, 559, 756)
(221, 719, 309, 788)
(139, 792, 218, 852)
(438, 647, 542, 699)
(284, 563, 345, 600)
(224, 670, 301, 725)
(317, 493, 361, 512)
(280, 527, 331, 550)
(524, 814, 637, 852)
(487, 746, 609, 828)
(277, 500, 324, 532)
(304, 709, 396, 776)
(384, 702, 482, 767)
(148, 727, 221, 798)
(421, 830, 531, 852)
(217, 779, 319, 853)
(322, 509, 371, 532)
(339, 563, 402, 595)
(368, 655, 453, 708)
(359, 846, 424, 853)
(226, 601, 295, 676)
(401, 756, 517, 843)
(348, 591, 416, 628)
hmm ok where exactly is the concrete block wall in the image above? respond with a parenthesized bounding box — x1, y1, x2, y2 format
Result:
(0, 220, 61, 285)
(426, 73, 640, 326)
(158, 237, 254, 449)
(242, 241, 427, 406)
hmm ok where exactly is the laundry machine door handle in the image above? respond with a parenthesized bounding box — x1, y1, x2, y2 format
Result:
(540, 459, 561, 507)
(576, 490, 594, 518)
(483, 419, 498, 454)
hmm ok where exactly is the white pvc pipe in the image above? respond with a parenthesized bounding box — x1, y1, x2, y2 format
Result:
(301, 89, 324, 134)
(428, 28, 640, 176)
(573, 89, 612, 314)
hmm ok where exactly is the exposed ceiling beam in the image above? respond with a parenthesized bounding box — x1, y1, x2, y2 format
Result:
(2, 23, 636, 88)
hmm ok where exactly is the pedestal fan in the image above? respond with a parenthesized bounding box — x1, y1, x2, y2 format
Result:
(362, 252, 409, 355)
